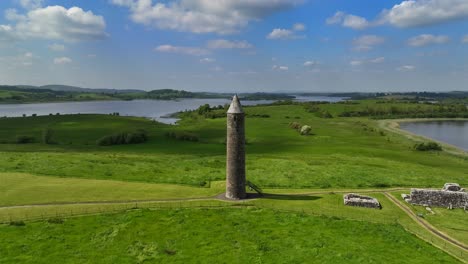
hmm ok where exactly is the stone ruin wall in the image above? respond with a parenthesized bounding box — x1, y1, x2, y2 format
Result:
(343, 194, 381, 209)
(409, 189, 468, 209)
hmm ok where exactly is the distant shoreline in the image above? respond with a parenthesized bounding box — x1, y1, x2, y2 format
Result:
(379, 118, 468, 156)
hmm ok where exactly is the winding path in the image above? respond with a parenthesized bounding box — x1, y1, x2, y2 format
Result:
(1, 188, 466, 260)
(0, 187, 407, 210)
(384, 192, 468, 251)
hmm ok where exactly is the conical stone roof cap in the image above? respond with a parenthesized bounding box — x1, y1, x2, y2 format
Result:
(227, 95, 244, 114)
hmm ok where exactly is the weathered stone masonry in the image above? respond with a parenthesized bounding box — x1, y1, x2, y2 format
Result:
(225, 95, 246, 200)
(344, 193, 381, 209)
(406, 183, 468, 209)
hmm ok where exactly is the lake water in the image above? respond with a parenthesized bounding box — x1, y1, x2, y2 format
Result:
(400, 121, 468, 151)
(0, 96, 345, 124)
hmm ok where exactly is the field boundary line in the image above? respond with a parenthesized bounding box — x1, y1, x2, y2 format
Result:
(0, 197, 218, 209)
(384, 192, 467, 253)
(0, 188, 408, 209)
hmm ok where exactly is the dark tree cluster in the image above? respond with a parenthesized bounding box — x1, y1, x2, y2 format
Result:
(15, 135, 36, 144)
(414, 142, 442, 151)
(165, 131, 199, 142)
(97, 129, 148, 146)
(339, 104, 468, 119)
(195, 104, 227, 119)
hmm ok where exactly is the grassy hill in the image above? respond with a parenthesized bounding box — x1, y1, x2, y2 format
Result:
(0, 101, 466, 187)
(0, 100, 466, 263)
(0, 85, 295, 103)
(0, 208, 459, 264)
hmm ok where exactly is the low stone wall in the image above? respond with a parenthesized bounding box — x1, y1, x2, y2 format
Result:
(344, 194, 381, 209)
(409, 189, 468, 209)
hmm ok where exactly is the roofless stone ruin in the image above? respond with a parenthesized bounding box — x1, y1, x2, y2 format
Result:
(344, 194, 381, 209)
(225, 95, 247, 200)
(403, 183, 468, 209)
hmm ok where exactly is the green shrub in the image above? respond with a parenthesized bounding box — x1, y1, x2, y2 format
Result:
(300, 125, 312, 136)
(197, 104, 211, 115)
(289, 122, 302, 130)
(47, 218, 64, 224)
(247, 114, 270, 118)
(316, 110, 333, 118)
(42, 128, 55, 144)
(166, 131, 199, 142)
(414, 142, 442, 151)
(16, 135, 36, 144)
(9, 221, 25, 226)
(97, 129, 148, 146)
(372, 183, 390, 188)
(204, 111, 225, 119)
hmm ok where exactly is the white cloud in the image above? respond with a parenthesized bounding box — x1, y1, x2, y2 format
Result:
(211, 66, 223, 72)
(22, 52, 34, 66)
(352, 35, 385, 51)
(200, 57, 215, 63)
(5, 9, 25, 21)
(381, 0, 468, 28)
(303, 61, 319, 67)
(155, 45, 209, 56)
(110, 0, 135, 7)
(407, 34, 449, 47)
(272, 65, 288, 71)
(343, 14, 370, 30)
(351, 57, 385, 66)
(292, 23, 306, 31)
(267, 23, 306, 40)
(330, 0, 468, 30)
(370, 57, 385, 63)
(267, 28, 295, 40)
(0, 52, 35, 67)
(463, 35, 468, 43)
(326, 11, 345, 25)
(228, 70, 257, 76)
(0, 25, 16, 43)
(54, 56, 72, 65)
(18, 0, 43, 10)
(397, 65, 416, 71)
(326, 11, 370, 30)
(17, 6, 107, 41)
(350, 60, 364, 66)
(207, 39, 252, 49)
(111, 0, 303, 34)
(48, 43, 65, 51)
(1, 6, 107, 42)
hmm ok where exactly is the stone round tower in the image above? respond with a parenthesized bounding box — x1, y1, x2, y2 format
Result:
(226, 95, 246, 200)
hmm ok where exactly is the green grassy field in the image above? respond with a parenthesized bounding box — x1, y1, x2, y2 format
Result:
(0, 104, 466, 188)
(0, 173, 223, 207)
(0, 208, 460, 264)
(0, 101, 466, 263)
(390, 191, 468, 246)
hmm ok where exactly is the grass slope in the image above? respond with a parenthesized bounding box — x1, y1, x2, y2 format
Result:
(0, 173, 223, 207)
(0, 101, 466, 262)
(0, 103, 466, 188)
(391, 191, 468, 246)
(0, 208, 459, 264)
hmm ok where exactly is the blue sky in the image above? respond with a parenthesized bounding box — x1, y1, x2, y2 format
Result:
(0, 0, 467, 92)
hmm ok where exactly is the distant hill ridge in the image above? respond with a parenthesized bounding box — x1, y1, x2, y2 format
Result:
(0, 85, 296, 103)
(35, 85, 145, 94)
